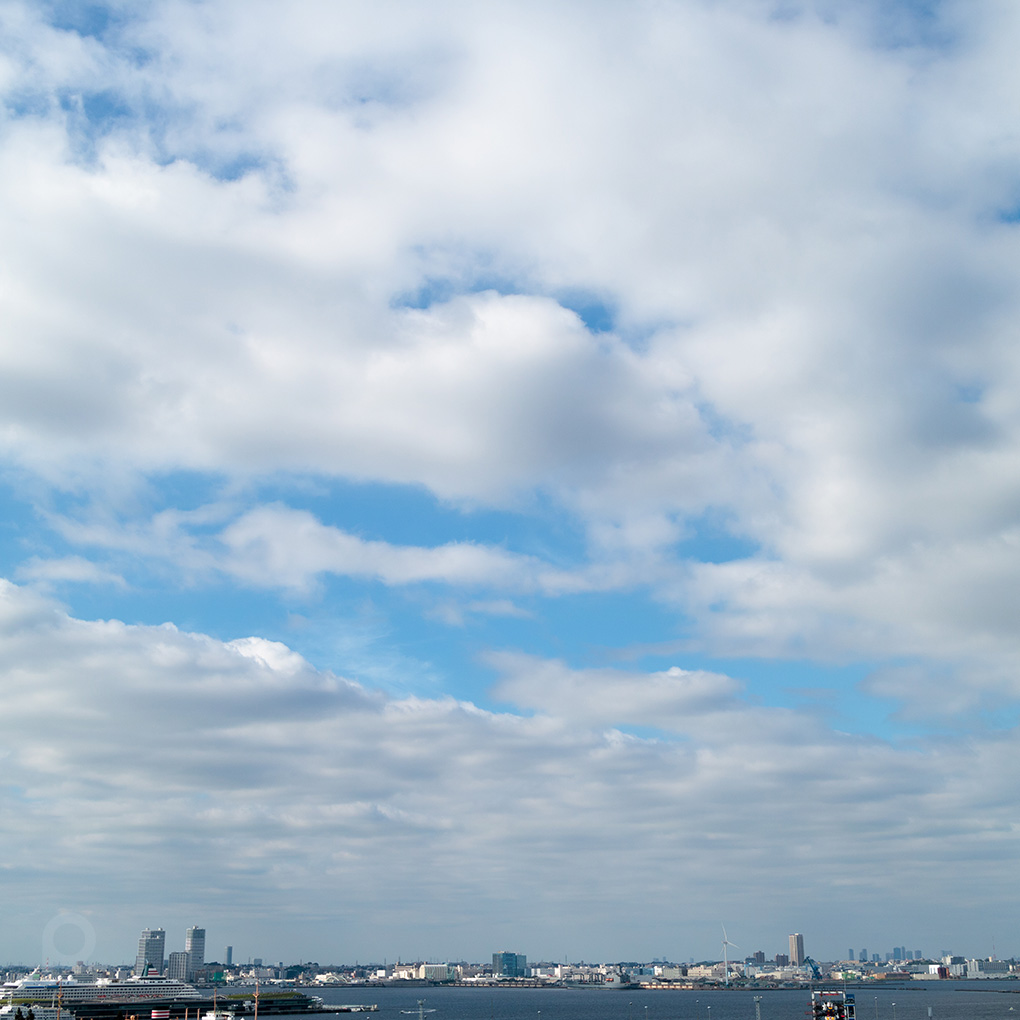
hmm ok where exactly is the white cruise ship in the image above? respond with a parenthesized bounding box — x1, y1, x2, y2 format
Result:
(3, 972, 202, 1005)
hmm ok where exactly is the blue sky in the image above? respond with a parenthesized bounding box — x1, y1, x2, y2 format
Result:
(0, 0, 1018, 969)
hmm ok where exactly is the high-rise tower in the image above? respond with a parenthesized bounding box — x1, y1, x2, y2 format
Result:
(135, 928, 166, 976)
(789, 933, 805, 966)
(185, 926, 206, 978)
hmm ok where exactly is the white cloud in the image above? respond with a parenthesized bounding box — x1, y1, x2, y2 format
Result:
(488, 652, 745, 732)
(3, 0, 1020, 961)
(46, 500, 652, 598)
(219, 504, 545, 591)
(17, 555, 126, 588)
(1, 0, 1019, 691)
(0, 581, 1017, 962)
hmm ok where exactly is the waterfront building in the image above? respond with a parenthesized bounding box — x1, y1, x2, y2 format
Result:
(185, 927, 205, 978)
(420, 964, 452, 981)
(135, 928, 166, 976)
(168, 952, 189, 981)
(968, 958, 1011, 978)
(789, 933, 805, 967)
(492, 952, 527, 978)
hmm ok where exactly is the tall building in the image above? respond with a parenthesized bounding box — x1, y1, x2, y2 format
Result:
(185, 926, 205, 978)
(860, 949, 867, 965)
(789, 933, 805, 966)
(225, 946, 233, 967)
(168, 952, 189, 981)
(492, 951, 527, 978)
(135, 928, 166, 976)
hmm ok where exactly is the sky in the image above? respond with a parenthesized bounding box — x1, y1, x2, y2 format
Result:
(1, 0, 1020, 968)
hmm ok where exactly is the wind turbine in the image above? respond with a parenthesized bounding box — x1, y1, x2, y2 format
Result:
(721, 925, 740, 986)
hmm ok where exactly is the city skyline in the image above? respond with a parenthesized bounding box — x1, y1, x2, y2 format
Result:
(1, 0, 1020, 968)
(12, 918, 996, 972)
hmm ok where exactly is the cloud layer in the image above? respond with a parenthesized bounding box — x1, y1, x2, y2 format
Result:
(1, 581, 1017, 964)
(1, 0, 1020, 963)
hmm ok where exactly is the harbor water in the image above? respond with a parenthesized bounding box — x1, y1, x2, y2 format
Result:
(313, 982, 1020, 1020)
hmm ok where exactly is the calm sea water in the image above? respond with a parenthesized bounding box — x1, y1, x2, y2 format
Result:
(312, 982, 1020, 1020)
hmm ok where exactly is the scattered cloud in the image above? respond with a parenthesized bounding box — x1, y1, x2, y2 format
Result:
(17, 554, 127, 588)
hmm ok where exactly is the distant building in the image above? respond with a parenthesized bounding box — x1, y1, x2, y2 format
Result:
(968, 959, 1010, 978)
(493, 952, 527, 978)
(135, 928, 166, 976)
(186, 927, 205, 979)
(860, 950, 867, 965)
(168, 952, 189, 981)
(775, 954, 789, 967)
(848, 950, 855, 962)
(753, 951, 765, 966)
(789, 934, 805, 967)
(420, 964, 453, 982)
(225, 946, 233, 967)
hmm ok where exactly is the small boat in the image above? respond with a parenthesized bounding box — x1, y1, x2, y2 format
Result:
(400, 1002, 436, 1020)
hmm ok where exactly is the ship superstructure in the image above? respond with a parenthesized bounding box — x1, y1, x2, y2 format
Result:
(810, 991, 855, 1020)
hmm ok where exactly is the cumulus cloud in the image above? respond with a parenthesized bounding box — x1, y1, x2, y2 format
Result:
(0, 581, 1016, 962)
(3, 0, 1020, 961)
(0, 0, 1016, 685)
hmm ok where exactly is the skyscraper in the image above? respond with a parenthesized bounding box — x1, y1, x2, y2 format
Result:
(185, 926, 206, 979)
(789, 933, 805, 966)
(225, 946, 233, 967)
(168, 952, 189, 981)
(135, 928, 166, 976)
